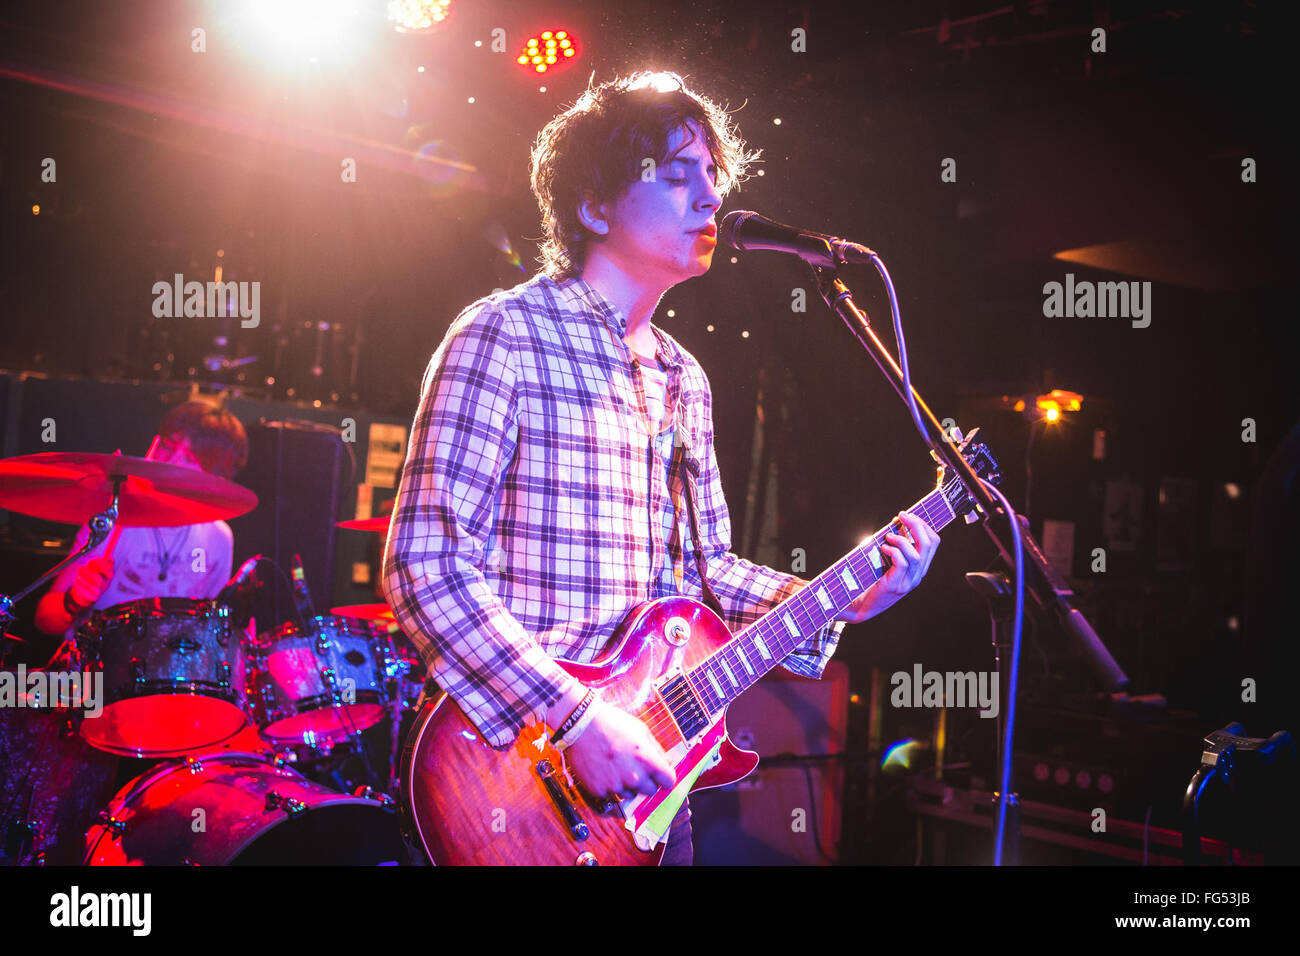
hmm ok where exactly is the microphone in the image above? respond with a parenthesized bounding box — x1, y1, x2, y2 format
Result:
(290, 553, 316, 621)
(719, 210, 875, 268)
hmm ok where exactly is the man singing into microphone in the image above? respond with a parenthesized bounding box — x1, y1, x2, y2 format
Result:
(383, 71, 940, 865)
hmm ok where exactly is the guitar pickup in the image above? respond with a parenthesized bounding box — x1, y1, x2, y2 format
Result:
(536, 760, 589, 842)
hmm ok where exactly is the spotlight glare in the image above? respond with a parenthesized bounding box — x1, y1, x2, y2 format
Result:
(389, 0, 453, 34)
(240, 0, 370, 63)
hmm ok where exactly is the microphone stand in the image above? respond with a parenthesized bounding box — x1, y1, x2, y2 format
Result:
(802, 256, 1128, 863)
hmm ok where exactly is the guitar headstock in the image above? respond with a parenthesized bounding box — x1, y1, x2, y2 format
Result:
(935, 427, 1001, 524)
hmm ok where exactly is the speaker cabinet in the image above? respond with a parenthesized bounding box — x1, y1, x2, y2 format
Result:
(692, 660, 849, 865)
(227, 420, 347, 627)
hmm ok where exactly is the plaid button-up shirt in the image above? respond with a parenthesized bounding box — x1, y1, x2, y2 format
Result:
(382, 272, 845, 748)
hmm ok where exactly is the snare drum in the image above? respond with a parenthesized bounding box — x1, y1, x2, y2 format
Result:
(247, 615, 391, 746)
(84, 751, 404, 865)
(75, 597, 248, 757)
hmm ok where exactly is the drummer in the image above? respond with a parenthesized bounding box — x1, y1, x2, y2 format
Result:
(33, 400, 249, 639)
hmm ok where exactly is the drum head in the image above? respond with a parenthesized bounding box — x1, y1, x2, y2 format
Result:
(261, 703, 386, 745)
(80, 695, 248, 757)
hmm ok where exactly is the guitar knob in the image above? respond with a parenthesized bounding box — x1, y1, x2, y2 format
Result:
(575, 851, 599, 866)
(665, 617, 690, 646)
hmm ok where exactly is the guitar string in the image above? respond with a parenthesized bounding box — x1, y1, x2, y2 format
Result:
(677, 491, 953, 708)
(639, 493, 955, 737)
(633, 489, 958, 741)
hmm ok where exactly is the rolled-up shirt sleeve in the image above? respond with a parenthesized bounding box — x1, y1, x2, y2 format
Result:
(382, 306, 578, 748)
(686, 378, 845, 679)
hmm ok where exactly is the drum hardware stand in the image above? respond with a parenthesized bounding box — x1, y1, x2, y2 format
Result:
(0, 473, 123, 666)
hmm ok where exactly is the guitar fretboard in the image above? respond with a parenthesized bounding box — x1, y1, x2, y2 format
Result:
(682, 480, 961, 716)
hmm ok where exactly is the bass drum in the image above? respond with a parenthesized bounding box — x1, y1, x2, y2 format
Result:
(84, 752, 404, 865)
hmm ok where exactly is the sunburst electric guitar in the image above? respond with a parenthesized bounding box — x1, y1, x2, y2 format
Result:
(401, 435, 1000, 865)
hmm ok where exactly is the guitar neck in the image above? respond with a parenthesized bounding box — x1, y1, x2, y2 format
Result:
(684, 481, 961, 715)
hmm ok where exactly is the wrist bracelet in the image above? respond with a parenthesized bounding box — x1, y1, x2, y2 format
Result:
(554, 696, 602, 752)
(551, 689, 596, 749)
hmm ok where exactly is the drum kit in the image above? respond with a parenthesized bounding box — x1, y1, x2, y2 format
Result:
(0, 450, 417, 865)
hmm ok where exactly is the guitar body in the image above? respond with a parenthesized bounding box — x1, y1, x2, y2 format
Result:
(401, 596, 758, 866)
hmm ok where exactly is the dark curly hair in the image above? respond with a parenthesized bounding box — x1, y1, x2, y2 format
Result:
(530, 70, 760, 279)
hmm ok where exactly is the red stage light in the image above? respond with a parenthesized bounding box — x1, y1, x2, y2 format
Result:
(517, 28, 578, 74)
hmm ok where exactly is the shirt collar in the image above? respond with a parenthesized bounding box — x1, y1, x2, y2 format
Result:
(549, 273, 687, 371)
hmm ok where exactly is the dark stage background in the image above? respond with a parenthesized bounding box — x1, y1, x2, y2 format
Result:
(2, 1, 1296, 864)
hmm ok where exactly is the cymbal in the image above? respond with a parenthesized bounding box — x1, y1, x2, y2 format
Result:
(330, 603, 395, 621)
(0, 452, 258, 527)
(336, 516, 391, 532)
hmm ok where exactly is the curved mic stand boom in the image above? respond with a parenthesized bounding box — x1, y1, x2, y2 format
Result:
(803, 257, 1126, 690)
(797, 248, 1127, 864)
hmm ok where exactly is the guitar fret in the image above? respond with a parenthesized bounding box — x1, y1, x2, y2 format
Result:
(839, 564, 859, 592)
(782, 611, 801, 639)
(815, 585, 833, 612)
(865, 543, 883, 573)
(676, 476, 986, 729)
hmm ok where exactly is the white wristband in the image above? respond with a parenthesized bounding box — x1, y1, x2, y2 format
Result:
(554, 695, 603, 751)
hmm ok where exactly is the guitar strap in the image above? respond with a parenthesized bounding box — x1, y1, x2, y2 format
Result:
(675, 428, 727, 623)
